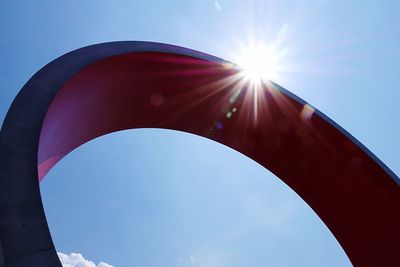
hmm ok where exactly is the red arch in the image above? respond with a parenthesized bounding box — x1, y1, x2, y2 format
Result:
(1, 42, 399, 266)
(39, 51, 400, 266)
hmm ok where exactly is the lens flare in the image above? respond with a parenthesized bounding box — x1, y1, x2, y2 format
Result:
(237, 43, 281, 83)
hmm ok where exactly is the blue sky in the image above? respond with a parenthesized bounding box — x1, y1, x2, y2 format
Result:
(1, 0, 399, 266)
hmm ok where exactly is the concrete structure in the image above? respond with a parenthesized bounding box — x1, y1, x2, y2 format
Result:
(0, 41, 399, 266)
(0, 239, 4, 267)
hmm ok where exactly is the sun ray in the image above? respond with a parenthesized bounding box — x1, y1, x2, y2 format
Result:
(237, 43, 283, 83)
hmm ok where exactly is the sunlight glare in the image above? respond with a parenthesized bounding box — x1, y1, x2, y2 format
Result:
(237, 43, 281, 83)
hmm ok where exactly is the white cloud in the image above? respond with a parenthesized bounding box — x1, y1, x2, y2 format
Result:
(58, 252, 113, 267)
(214, 1, 222, 12)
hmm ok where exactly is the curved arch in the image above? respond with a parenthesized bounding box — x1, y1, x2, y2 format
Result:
(0, 41, 399, 267)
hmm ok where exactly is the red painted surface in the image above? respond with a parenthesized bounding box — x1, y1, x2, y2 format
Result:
(38, 52, 400, 266)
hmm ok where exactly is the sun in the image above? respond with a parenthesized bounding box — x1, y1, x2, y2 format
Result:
(237, 43, 281, 83)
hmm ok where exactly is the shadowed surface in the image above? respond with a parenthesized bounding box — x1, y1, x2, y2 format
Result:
(0, 42, 399, 266)
(0, 239, 3, 267)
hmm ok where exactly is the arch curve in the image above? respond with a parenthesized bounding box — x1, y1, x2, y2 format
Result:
(0, 41, 399, 267)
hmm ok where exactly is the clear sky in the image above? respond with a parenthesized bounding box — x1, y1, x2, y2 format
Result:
(1, 1, 399, 266)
